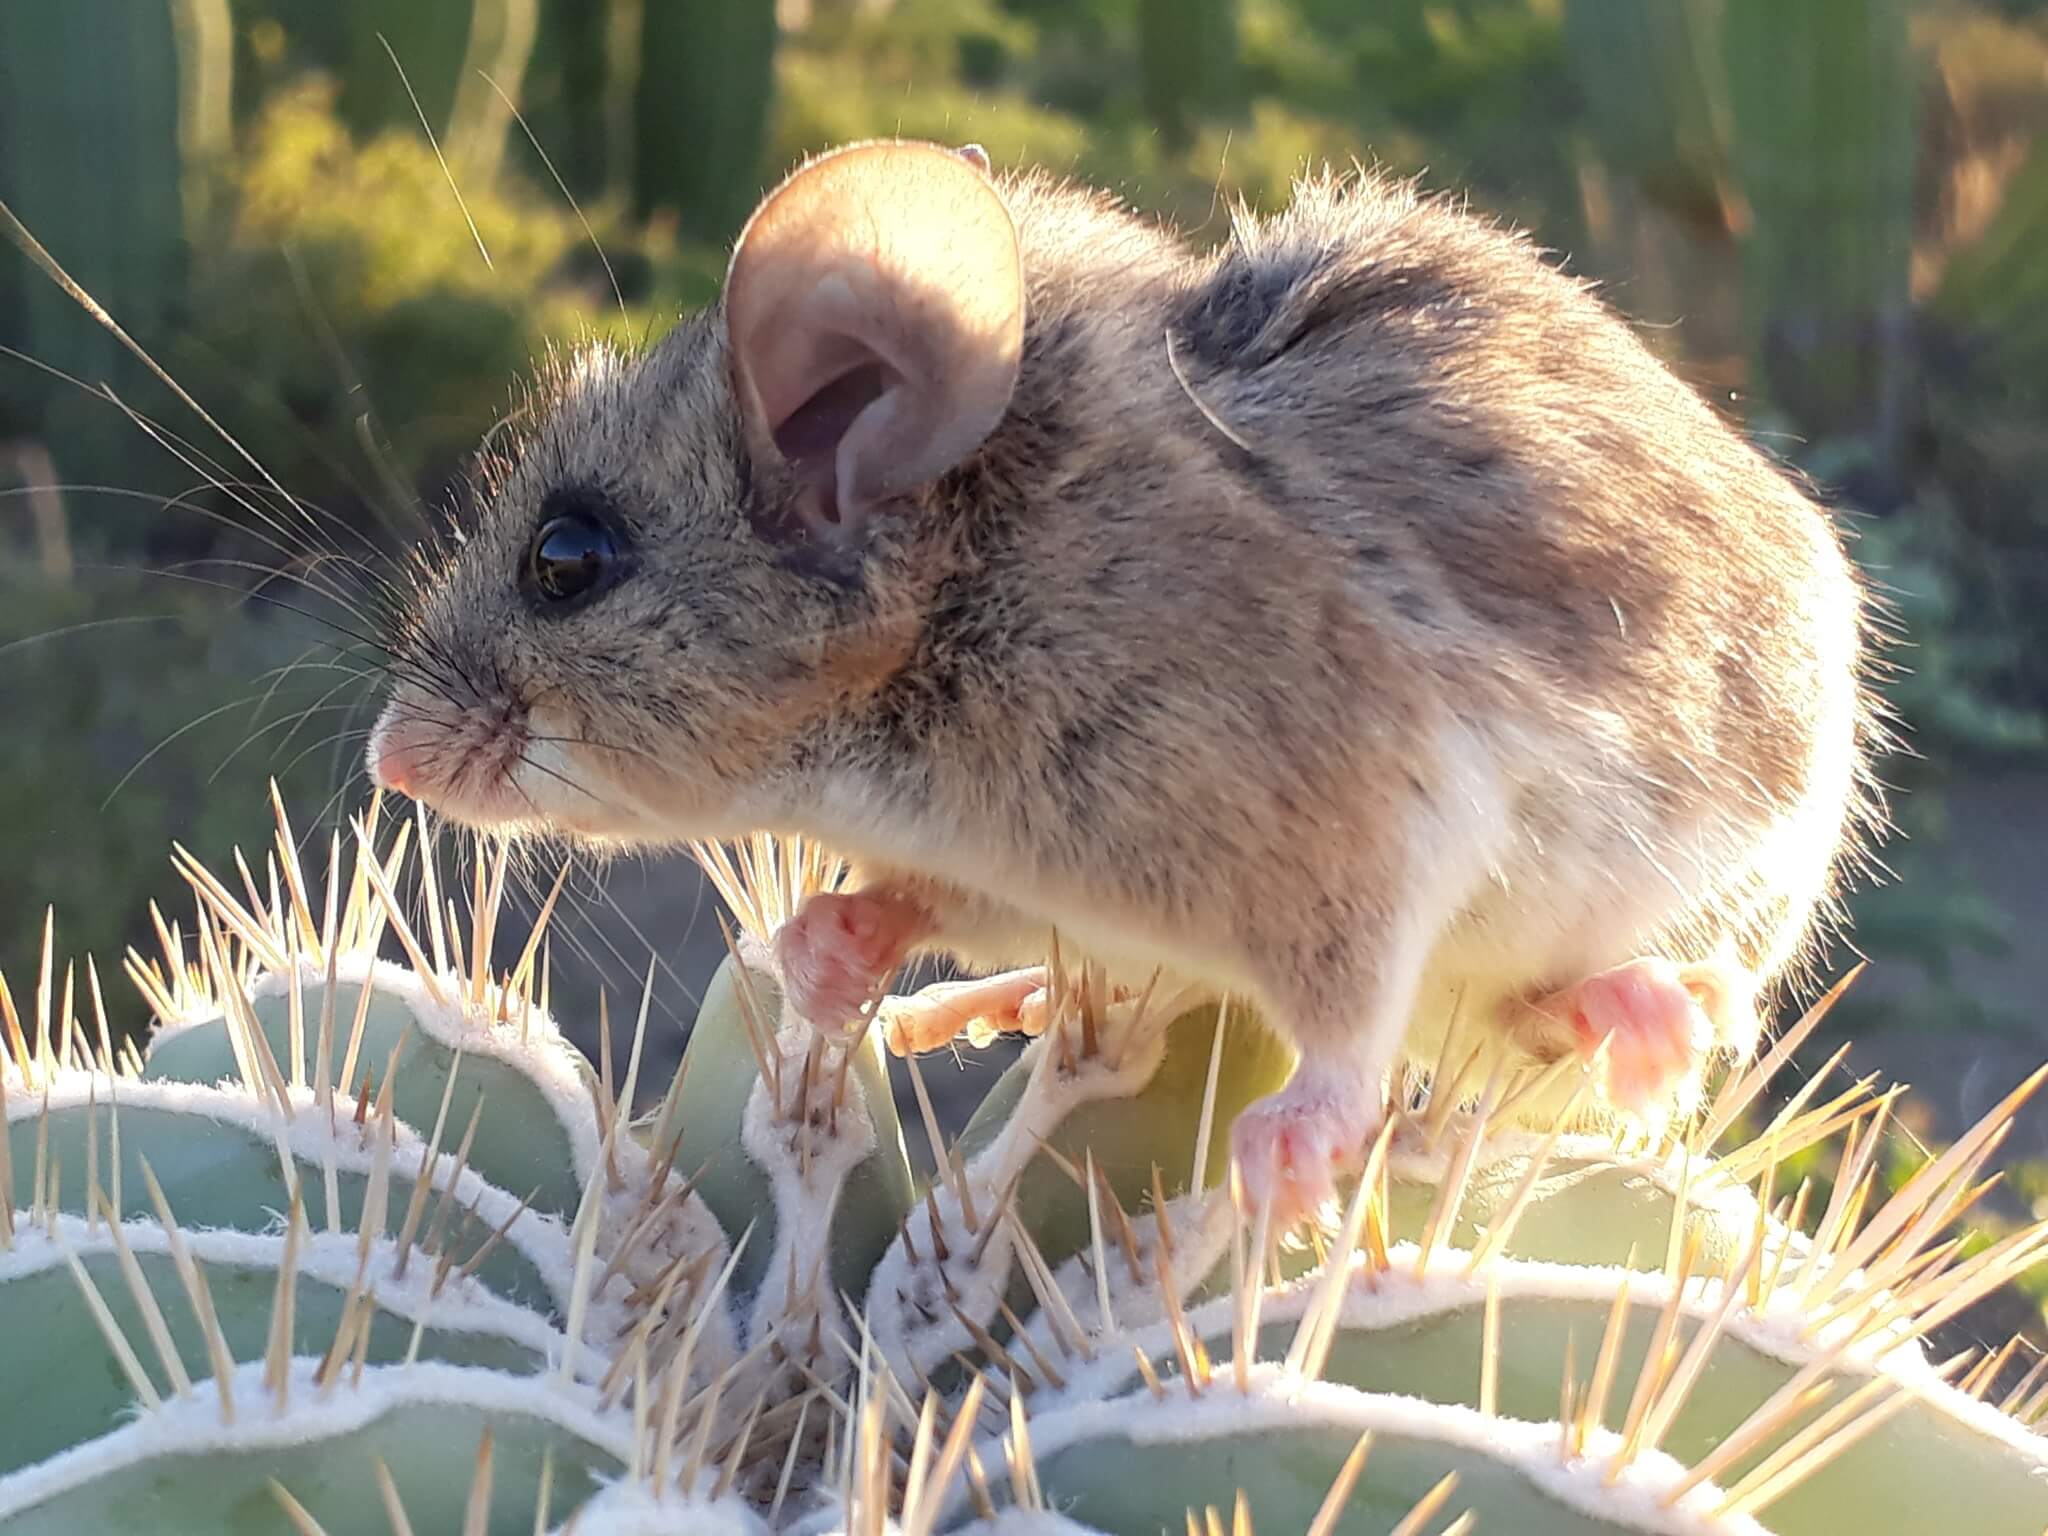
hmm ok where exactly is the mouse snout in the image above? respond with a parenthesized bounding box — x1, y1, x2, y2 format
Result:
(366, 705, 439, 796)
(372, 704, 471, 806)
(365, 686, 534, 828)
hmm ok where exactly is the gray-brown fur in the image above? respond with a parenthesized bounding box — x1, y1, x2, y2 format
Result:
(376, 144, 1877, 1124)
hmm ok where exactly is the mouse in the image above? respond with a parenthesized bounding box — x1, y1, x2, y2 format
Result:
(366, 137, 1876, 1225)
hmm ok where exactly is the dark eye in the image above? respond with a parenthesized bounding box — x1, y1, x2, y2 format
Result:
(524, 512, 618, 605)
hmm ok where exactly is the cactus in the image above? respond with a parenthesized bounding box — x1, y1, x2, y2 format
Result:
(632, 0, 779, 243)
(1719, 0, 1920, 455)
(0, 0, 205, 478)
(1, 788, 2047, 1532)
(1563, 0, 1737, 236)
(1137, 0, 1240, 152)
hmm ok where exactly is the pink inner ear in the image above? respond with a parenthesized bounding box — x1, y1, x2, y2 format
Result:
(725, 144, 1025, 541)
(772, 362, 891, 497)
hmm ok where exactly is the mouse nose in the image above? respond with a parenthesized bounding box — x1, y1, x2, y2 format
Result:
(367, 708, 432, 797)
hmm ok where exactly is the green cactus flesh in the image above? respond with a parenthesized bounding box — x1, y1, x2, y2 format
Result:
(142, 967, 596, 1221)
(0, 1367, 622, 1534)
(0, 1232, 552, 1476)
(5, 1096, 565, 1316)
(1006, 1411, 1657, 1536)
(1, 799, 2046, 1534)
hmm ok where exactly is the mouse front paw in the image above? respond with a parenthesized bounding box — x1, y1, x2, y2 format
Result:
(773, 888, 932, 1034)
(1229, 1070, 1383, 1230)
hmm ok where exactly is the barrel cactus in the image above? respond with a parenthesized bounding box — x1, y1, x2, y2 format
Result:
(1, 787, 2045, 1533)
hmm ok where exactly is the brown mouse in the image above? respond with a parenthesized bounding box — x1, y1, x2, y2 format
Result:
(367, 139, 1876, 1223)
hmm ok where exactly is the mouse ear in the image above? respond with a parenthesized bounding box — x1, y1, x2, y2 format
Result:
(724, 139, 1025, 547)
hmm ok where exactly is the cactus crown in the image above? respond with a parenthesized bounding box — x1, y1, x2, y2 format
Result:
(0, 786, 2045, 1533)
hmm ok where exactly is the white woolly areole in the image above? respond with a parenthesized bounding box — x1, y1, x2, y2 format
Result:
(924, 1513, 1102, 1536)
(863, 1197, 1016, 1386)
(0, 1357, 635, 1522)
(154, 952, 605, 1190)
(1035, 1240, 2048, 1473)
(864, 1005, 1173, 1381)
(968, 1009, 1175, 1204)
(738, 1020, 880, 1358)
(963, 1369, 1768, 1536)
(0, 1214, 569, 1362)
(2, 1074, 630, 1346)
(1028, 1187, 1238, 1350)
(548, 1479, 771, 1536)
(1387, 1130, 1774, 1245)
(1378, 1129, 2045, 1458)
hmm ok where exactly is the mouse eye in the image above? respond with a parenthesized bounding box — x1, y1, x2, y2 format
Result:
(524, 511, 619, 606)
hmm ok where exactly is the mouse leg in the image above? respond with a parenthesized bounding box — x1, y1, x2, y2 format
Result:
(1228, 1058, 1386, 1228)
(774, 887, 936, 1033)
(1228, 924, 1434, 1229)
(876, 968, 1050, 1055)
(1534, 955, 1752, 1111)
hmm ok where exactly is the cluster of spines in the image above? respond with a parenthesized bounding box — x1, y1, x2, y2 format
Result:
(867, 960, 2048, 1528)
(4, 786, 2048, 1531)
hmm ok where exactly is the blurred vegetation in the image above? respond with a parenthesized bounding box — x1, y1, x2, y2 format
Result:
(0, 0, 2046, 1045)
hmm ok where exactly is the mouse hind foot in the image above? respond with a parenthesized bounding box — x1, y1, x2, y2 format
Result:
(1534, 955, 1753, 1112)
(876, 966, 1050, 1054)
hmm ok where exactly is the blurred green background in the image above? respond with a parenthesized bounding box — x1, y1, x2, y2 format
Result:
(2, 0, 2047, 1165)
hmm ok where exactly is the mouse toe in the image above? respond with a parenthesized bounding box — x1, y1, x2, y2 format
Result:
(773, 888, 931, 1032)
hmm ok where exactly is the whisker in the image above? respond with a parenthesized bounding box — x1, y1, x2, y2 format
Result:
(239, 637, 346, 732)
(523, 733, 670, 769)
(62, 561, 424, 690)
(94, 383, 389, 616)
(0, 483, 395, 609)
(0, 612, 194, 663)
(276, 243, 432, 542)
(512, 850, 706, 1038)
(382, 34, 492, 270)
(0, 346, 368, 595)
(274, 723, 374, 792)
(167, 320, 406, 546)
(0, 209, 345, 561)
(481, 70, 630, 333)
(101, 693, 279, 811)
(211, 681, 377, 788)
(304, 744, 377, 835)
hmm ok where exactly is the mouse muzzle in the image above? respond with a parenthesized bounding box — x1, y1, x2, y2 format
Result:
(366, 690, 536, 830)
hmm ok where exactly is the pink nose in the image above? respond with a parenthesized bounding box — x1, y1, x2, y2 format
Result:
(367, 711, 435, 797)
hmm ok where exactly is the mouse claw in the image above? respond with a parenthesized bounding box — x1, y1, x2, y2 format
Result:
(877, 966, 1050, 1055)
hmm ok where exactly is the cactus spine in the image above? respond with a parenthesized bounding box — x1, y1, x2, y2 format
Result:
(0, 790, 2044, 1531)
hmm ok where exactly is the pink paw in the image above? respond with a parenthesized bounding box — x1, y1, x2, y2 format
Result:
(877, 967, 1049, 1054)
(773, 889, 931, 1032)
(1540, 957, 1714, 1111)
(1229, 1071, 1382, 1229)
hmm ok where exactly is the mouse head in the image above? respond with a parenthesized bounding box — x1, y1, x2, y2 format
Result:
(366, 140, 1024, 844)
